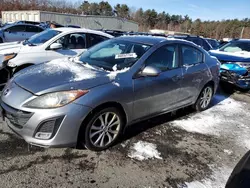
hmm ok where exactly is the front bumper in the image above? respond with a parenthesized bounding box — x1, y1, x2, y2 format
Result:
(220, 70, 250, 89)
(0, 100, 92, 148)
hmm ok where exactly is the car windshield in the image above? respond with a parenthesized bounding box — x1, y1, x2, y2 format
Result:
(79, 39, 151, 71)
(219, 41, 250, 52)
(25, 29, 61, 46)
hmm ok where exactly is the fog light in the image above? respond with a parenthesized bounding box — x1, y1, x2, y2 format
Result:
(34, 117, 64, 140)
(35, 132, 52, 140)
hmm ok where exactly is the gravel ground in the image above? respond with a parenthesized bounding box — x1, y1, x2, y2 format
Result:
(0, 91, 250, 188)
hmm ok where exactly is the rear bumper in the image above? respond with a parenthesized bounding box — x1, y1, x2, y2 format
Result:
(220, 70, 250, 89)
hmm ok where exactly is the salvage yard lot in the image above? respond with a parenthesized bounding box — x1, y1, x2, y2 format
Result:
(1, 91, 250, 188)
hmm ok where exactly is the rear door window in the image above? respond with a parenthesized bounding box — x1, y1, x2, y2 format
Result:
(181, 45, 203, 66)
(25, 25, 39, 32)
(5, 25, 25, 32)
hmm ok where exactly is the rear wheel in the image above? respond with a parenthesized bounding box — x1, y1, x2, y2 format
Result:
(82, 107, 124, 151)
(193, 85, 213, 111)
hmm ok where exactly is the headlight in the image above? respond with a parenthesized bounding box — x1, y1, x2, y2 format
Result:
(4, 53, 16, 63)
(23, 90, 88, 109)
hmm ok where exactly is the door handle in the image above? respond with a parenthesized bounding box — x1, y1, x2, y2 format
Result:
(172, 75, 182, 82)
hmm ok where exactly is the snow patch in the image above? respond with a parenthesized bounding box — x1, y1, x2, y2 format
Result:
(182, 166, 232, 188)
(46, 60, 97, 81)
(223, 149, 233, 155)
(107, 67, 130, 79)
(20, 58, 97, 82)
(128, 141, 162, 161)
(171, 94, 245, 136)
(112, 64, 118, 71)
(112, 82, 120, 87)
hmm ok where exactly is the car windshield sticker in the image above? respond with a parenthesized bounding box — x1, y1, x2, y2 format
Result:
(115, 53, 137, 59)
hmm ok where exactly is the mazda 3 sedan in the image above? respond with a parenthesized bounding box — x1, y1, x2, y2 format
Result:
(0, 36, 220, 151)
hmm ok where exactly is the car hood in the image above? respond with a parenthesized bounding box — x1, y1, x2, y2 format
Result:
(13, 58, 126, 95)
(0, 41, 23, 54)
(209, 50, 250, 62)
(220, 63, 248, 75)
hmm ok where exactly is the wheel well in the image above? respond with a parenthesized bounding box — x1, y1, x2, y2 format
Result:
(77, 102, 127, 147)
(205, 80, 215, 93)
(14, 63, 34, 74)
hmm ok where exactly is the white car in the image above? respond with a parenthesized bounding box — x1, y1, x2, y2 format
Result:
(0, 23, 44, 43)
(0, 27, 113, 74)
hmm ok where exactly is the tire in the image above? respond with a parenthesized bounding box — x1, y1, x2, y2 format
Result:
(0, 38, 3, 43)
(220, 81, 235, 94)
(82, 107, 124, 151)
(193, 85, 214, 111)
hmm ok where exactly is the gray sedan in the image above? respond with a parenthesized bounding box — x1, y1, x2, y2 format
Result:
(0, 36, 220, 151)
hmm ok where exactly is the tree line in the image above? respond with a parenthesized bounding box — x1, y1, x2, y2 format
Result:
(1, 0, 250, 39)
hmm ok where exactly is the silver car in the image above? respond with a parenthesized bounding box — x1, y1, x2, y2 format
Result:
(0, 23, 44, 43)
(0, 36, 220, 151)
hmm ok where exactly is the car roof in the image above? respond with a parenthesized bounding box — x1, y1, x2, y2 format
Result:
(115, 35, 167, 45)
(3, 23, 43, 28)
(114, 35, 203, 48)
(231, 39, 250, 42)
(52, 27, 114, 38)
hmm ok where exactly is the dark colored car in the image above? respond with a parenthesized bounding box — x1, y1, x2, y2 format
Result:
(226, 150, 250, 188)
(98, 30, 125, 37)
(168, 35, 213, 51)
(206, 38, 220, 49)
(66, 25, 81, 28)
(209, 39, 250, 91)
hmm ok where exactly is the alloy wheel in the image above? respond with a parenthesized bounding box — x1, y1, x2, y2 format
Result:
(200, 86, 213, 109)
(89, 112, 121, 148)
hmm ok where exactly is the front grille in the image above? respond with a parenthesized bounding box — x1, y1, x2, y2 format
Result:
(1, 102, 33, 129)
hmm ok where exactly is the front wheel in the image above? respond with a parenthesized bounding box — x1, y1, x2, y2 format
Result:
(83, 107, 124, 151)
(193, 85, 213, 111)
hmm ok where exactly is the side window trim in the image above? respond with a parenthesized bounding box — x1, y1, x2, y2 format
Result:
(180, 44, 204, 67)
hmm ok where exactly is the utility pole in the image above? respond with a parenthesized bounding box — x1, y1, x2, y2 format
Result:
(240, 27, 245, 39)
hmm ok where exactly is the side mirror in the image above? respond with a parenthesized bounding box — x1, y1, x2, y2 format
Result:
(226, 150, 250, 188)
(50, 43, 62, 50)
(140, 65, 161, 77)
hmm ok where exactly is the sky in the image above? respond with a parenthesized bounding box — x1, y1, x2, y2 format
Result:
(85, 0, 250, 21)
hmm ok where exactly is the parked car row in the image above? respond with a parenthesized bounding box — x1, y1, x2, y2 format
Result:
(0, 27, 220, 150)
(0, 21, 249, 151)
